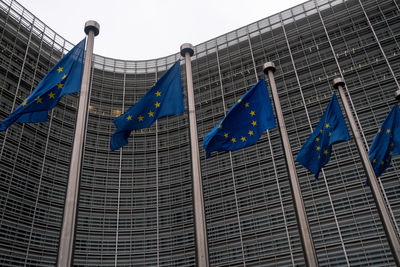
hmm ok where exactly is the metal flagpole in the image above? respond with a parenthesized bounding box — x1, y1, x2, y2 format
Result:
(333, 77, 400, 266)
(264, 62, 318, 267)
(180, 43, 209, 267)
(57, 20, 99, 267)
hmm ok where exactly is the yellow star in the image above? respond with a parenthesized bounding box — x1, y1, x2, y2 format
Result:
(148, 111, 154, 117)
(57, 66, 63, 73)
(152, 82, 156, 87)
(251, 121, 257, 126)
(238, 99, 242, 103)
(323, 150, 328, 155)
(250, 110, 255, 116)
(218, 125, 222, 129)
(245, 103, 249, 108)
(35, 97, 42, 103)
(329, 132, 331, 136)
(325, 123, 330, 128)
(155, 91, 161, 97)
(22, 101, 27, 106)
(316, 146, 321, 151)
(372, 159, 376, 164)
(231, 137, 236, 143)
(315, 137, 320, 142)
(155, 102, 160, 108)
(248, 130, 254, 136)
(224, 133, 228, 138)
(48, 92, 55, 99)
(138, 115, 144, 121)
(57, 83, 63, 89)
(381, 161, 385, 165)
(390, 151, 393, 155)
(241, 136, 246, 142)
(126, 115, 132, 121)
(378, 129, 382, 133)
(387, 129, 391, 134)
(62, 74, 67, 79)
(391, 142, 395, 147)
(320, 129, 323, 133)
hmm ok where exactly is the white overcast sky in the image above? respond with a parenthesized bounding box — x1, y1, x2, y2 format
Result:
(16, 0, 306, 60)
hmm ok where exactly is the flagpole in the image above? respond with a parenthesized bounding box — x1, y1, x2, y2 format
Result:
(264, 62, 318, 267)
(333, 77, 400, 266)
(180, 43, 209, 267)
(57, 21, 99, 267)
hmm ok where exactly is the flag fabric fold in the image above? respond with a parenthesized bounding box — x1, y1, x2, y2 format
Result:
(296, 93, 350, 179)
(368, 105, 400, 178)
(0, 38, 86, 131)
(110, 61, 184, 151)
(203, 78, 275, 158)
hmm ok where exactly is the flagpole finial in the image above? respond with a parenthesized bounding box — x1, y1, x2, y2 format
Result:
(395, 90, 400, 101)
(263, 62, 276, 74)
(180, 43, 194, 57)
(84, 20, 100, 36)
(333, 77, 345, 89)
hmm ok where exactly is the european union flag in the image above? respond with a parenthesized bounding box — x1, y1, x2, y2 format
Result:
(296, 94, 350, 179)
(110, 61, 184, 151)
(203, 78, 275, 158)
(0, 39, 86, 131)
(368, 105, 400, 177)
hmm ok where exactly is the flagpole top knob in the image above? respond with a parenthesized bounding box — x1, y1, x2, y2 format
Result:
(395, 90, 400, 101)
(84, 20, 100, 36)
(180, 43, 194, 57)
(333, 77, 345, 89)
(263, 62, 276, 74)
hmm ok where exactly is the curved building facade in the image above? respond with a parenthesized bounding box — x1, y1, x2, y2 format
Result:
(0, 0, 400, 266)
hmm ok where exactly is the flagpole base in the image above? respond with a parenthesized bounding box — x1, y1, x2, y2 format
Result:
(84, 20, 100, 36)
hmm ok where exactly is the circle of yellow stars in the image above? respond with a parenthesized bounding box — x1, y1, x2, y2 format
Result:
(21, 64, 67, 108)
(125, 87, 162, 123)
(216, 98, 257, 144)
(314, 123, 332, 159)
(371, 127, 394, 167)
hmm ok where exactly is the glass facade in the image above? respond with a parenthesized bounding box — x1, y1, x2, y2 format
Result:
(0, 0, 399, 266)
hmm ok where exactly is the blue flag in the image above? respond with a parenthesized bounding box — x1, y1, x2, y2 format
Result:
(296, 94, 350, 179)
(0, 39, 86, 131)
(368, 105, 400, 177)
(110, 61, 184, 151)
(203, 78, 275, 158)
